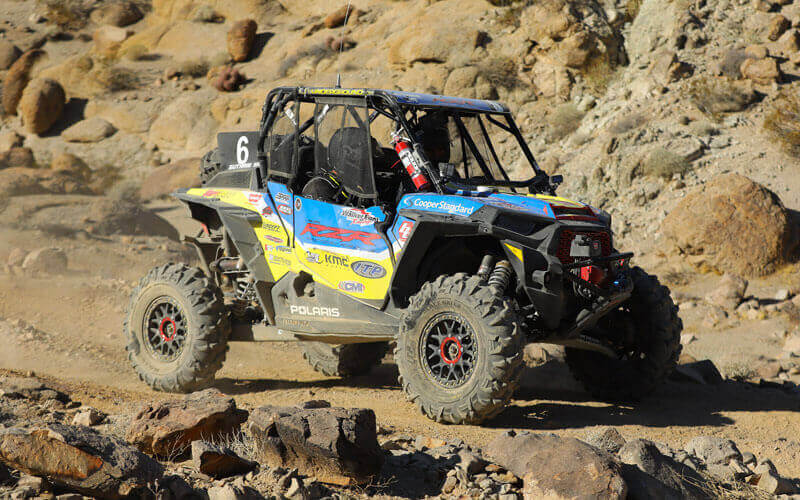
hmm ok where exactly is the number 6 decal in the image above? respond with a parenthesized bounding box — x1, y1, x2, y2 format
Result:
(237, 135, 249, 165)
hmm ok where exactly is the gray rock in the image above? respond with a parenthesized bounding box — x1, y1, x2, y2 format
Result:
(21, 248, 67, 274)
(248, 404, 383, 486)
(584, 427, 626, 454)
(756, 470, 795, 495)
(671, 359, 724, 385)
(684, 436, 741, 465)
(71, 407, 105, 427)
(618, 439, 707, 499)
(487, 430, 627, 499)
(705, 274, 748, 310)
(742, 452, 756, 465)
(457, 449, 487, 476)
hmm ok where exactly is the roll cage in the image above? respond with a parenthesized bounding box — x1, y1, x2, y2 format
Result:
(255, 87, 558, 197)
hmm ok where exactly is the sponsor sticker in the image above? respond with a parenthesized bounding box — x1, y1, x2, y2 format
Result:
(300, 223, 381, 246)
(277, 204, 292, 215)
(202, 190, 219, 198)
(263, 222, 283, 233)
(325, 253, 349, 267)
(341, 208, 378, 226)
(261, 205, 273, 216)
(397, 221, 414, 245)
(276, 245, 292, 253)
(248, 193, 262, 204)
(289, 305, 340, 317)
(411, 198, 474, 215)
(269, 255, 291, 266)
(351, 260, 386, 279)
(264, 235, 283, 243)
(306, 251, 321, 264)
(338, 281, 365, 293)
(294, 198, 302, 211)
(274, 192, 290, 204)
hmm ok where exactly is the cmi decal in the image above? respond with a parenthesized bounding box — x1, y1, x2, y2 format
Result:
(338, 281, 366, 293)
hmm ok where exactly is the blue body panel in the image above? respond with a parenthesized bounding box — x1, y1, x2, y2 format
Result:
(400, 192, 557, 220)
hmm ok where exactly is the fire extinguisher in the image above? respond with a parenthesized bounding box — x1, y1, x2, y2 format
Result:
(392, 133, 430, 190)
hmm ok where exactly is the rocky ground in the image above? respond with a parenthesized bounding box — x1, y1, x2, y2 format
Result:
(2, 0, 800, 498)
(0, 372, 798, 499)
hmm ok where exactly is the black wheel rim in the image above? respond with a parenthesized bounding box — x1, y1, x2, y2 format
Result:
(142, 297, 187, 362)
(420, 313, 477, 388)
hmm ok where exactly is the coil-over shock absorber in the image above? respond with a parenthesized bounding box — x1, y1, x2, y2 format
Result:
(478, 255, 514, 297)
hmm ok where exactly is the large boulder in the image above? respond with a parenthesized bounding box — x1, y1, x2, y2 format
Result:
(19, 79, 66, 135)
(139, 158, 201, 199)
(90, 1, 143, 27)
(0, 40, 21, 70)
(148, 91, 218, 151)
(62, 117, 117, 143)
(247, 403, 384, 486)
(51, 153, 92, 182)
(660, 174, 797, 276)
(2, 49, 46, 115)
(0, 424, 163, 499)
(226, 19, 257, 62)
(618, 439, 707, 499)
(126, 389, 248, 457)
(486, 430, 627, 500)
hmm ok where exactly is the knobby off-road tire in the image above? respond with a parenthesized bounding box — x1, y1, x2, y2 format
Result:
(565, 266, 682, 402)
(124, 263, 230, 393)
(395, 274, 524, 425)
(301, 342, 389, 377)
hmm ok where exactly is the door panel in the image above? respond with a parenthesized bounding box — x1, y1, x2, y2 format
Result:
(293, 196, 393, 306)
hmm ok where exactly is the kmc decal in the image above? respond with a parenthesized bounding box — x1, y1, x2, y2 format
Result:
(300, 223, 381, 246)
(351, 260, 386, 279)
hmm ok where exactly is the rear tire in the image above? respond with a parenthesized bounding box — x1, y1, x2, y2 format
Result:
(124, 263, 230, 393)
(565, 267, 682, 402)
(301, 342, 389, 377)
(395, 274, 524, 425)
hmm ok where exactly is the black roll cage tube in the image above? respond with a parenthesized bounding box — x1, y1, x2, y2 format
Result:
(256, 87, 551, 195)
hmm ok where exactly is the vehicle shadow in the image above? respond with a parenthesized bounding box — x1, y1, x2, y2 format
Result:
(487, 360, 800, 431)
(212, 362, 402, 395)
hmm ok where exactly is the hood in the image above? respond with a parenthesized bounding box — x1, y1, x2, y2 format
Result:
(400, 192, 603, 223)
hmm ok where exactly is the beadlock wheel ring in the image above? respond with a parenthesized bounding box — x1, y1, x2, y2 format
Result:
(142, 297, 187, 363)
(420, 312, 477, 388)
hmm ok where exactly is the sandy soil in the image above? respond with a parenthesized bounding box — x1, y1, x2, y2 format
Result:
(2, 201, 800, 479)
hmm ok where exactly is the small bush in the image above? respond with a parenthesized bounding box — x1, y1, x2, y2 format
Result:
(719, 49, 748, 79)
(608, 111, 649, 135)
(119, 44, 148, 61)
(547, 103, 585, 142)
(37, 0, 91, 30)
(177, 58, 210, 78)
(687, 76, 758, 116)
(764, 89, 800, 158)
(477, 57, 520, 90)
(582, 57, 620, 95)
(92, 64, 141, 92)
(642, 147, 691, 179)
(722, 362, 757, 382)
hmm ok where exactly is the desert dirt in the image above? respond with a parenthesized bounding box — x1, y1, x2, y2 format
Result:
(2, 202, 799, 479)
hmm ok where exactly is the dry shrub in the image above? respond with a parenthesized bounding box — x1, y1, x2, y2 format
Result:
(687, 76, 758, 116)
(37, 0, 91, 29)
(608, 111, 649, 135)
(719, 49, 748, 79)
(92, 65, 141, 91)
(278, 43, 330, 78)
(764, 89, 800, 158)
(547, 103, 585, 141)
(582, 57, 620, 95)
(177, 58, 210, 78)
(642, 147, 690, 179)
(478, 57, 520, 90)
(722, 362, 757, 382)
(625, 0, 643, 20)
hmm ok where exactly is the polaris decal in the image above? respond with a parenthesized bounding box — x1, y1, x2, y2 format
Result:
(338, 281, 365, 293)
(300, 223, 381, 246)
(351, 260, 386, 279)
(289, 305, 340, 317)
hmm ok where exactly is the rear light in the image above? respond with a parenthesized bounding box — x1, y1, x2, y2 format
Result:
(580, 265, 606, 285)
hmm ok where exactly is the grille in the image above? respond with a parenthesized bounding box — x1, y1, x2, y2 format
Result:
(556, 229, 611, 264)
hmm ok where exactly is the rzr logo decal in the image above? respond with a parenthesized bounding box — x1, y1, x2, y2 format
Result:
(300, 223, 381, 246)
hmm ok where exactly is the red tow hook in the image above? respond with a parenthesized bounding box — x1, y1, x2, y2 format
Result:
(580, 265, 606, 285)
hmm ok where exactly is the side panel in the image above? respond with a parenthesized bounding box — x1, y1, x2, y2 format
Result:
(292, 196, 393, 307)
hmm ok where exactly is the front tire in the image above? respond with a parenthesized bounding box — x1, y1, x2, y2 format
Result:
(124, 263, 230, 393)
(301, 342, 389, 377)
(565, 267, 682, 402)
(395, 274, 524, 425)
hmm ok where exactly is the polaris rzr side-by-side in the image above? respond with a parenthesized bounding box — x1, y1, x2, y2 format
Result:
(124, 86, 682, 425)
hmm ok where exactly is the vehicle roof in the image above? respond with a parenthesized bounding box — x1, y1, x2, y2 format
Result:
(289, 86, 510, 113)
